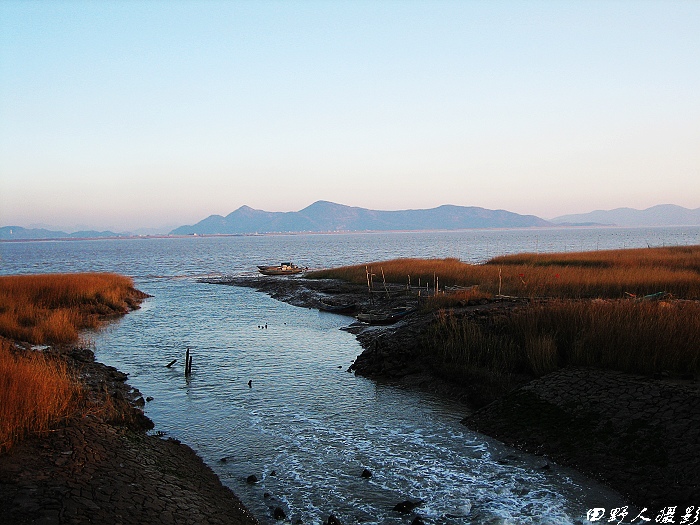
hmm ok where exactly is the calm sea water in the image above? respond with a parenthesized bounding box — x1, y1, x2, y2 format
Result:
(2, 227, 698, 524)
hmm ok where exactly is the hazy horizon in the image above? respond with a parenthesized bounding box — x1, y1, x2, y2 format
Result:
(3, 200, 700, 235)
(2, 1, 699, 232)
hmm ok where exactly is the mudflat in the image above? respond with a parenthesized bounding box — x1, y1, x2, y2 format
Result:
(0, 346, 258, 525)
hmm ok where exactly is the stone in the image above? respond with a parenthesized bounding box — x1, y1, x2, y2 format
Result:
(361, 468, 372, 478)
(326, 514, 342, 525)
(393, 500, 423, 514)
(246, 474, 258, 484)
(273, 507, 286, 520)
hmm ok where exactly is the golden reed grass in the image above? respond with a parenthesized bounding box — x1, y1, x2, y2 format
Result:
(0, 337, 81, 452)
(310, 246, 700, 378)
(308, 245, 700, 299)
(428, 300, 700, 378)
(0, 272, 146, 452)
(0, 272, 145, 344)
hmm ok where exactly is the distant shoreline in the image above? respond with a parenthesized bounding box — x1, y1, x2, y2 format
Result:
(4, 223, 700, 244)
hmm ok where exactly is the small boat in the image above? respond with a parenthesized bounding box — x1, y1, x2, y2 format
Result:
(356, 306, 416, 325)
(257, 262, 305, 276)
(317, 300, 358, 314)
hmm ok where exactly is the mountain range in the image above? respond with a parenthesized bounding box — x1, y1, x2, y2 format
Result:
(550, 204, 700, 227)
(2, 202, 699, 241)
(170, 201, 550, 235)
(0, 227, 127, 241)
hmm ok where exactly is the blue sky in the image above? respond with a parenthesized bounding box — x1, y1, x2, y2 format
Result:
(1, 1, 698, 232)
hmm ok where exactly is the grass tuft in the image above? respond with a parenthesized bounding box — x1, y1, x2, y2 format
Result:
(0, 338, 82, 452)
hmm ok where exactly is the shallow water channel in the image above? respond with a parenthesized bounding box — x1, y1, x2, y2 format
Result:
(92, 277, 626, 525)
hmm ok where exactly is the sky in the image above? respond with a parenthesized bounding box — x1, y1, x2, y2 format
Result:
(1, 1, 699, 232)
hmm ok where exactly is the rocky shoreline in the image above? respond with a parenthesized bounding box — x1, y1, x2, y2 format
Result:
(214, 275, 700, 509)
(0, 346, 258, 525)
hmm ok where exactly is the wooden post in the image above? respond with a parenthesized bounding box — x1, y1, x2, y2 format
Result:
(381, 267, 389, 298)
(185, 348, 191, 376)
(366, 266, 373, 307)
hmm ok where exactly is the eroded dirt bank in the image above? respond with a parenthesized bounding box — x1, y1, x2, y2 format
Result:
(0, 346, 258, 525)
(213, 275, 700, 508)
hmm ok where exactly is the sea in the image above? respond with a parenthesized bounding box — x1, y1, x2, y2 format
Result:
(2, 226, 698, 525)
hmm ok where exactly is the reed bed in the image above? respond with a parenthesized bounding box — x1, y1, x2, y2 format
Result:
(308, 245, 700, 299)
(310, 246, 700, 379)
(0, 337, 81, 452)
(427, 300, 700, 378)
(0, 273, 145, 344)
(0, 272, 146, 452)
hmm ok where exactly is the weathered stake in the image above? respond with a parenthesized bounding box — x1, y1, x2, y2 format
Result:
(185, 347, 192, 376)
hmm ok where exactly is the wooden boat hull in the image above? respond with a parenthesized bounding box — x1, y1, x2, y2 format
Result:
(257, 264, 304, 276)
(258, 267, 303, 276)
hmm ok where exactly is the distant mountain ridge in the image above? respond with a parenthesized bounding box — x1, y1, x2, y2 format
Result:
(3, 203, 699, 241)
(0, 226, 123, 241)
(169, 201, 551, 235)
(551, 204, 700, 227)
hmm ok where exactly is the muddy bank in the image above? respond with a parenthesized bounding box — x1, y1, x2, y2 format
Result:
(212, 275, 700, 507)
(0, 346, 258, 525)
(465, 367, 700, 508)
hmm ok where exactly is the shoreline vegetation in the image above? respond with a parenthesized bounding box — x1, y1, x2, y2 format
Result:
(309, 247, 700, 382)
(215, 245, 700, 508)
(0, 273, 258, 524)
(0, 273, 150, 451)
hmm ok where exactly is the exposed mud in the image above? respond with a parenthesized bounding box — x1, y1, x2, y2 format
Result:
(0, 346, 258, 525)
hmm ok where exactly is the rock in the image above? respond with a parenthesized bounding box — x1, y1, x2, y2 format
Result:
(411, 518, 426, 525)
(264, 492, 271, 498)
(361, 468, 372, 478)
(393, 500, 423, 514)
(270, 470, 277, 476)
(246, 474, 258, 484)
(326, 514, 342, 525)
(146, 396, 154, 402)
(273, 507, 286, 520)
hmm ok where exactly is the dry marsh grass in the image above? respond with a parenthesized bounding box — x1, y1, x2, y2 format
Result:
(311, 246, 700, 379)
(308, 245, 700, 299)
(0, 272, 147, 452)
(0, 273, 146, 344)
(428, 300, 700, 378)
(0, 337, 81, 452)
